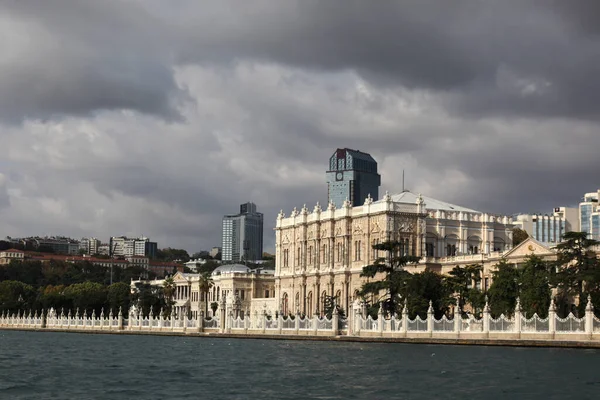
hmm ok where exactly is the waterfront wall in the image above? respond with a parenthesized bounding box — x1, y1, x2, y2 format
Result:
(2, 297, 600, 342)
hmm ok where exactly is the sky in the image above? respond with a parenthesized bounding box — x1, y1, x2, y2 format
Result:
(1, 1, 599, 253)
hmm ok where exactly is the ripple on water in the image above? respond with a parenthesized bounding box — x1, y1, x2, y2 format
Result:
(0, 331, 599, 399)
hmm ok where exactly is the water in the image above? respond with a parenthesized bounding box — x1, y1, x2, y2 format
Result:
(0, 331, 599, 399)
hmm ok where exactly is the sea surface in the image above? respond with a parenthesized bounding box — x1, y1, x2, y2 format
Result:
(0, 331, 599, 399)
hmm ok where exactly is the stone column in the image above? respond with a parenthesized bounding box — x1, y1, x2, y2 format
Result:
(548, 298, 556, 338)
(585, 295, 594, 337)
(427, 300, 434, 336)
(262, 312, 266, 334)
(482, 300, 490, 337)
(354, 306, 361, 336)
(295, 311, 300, 335)
(313, 309, 319, 336)
(514, 298, 522, 336)
(332, 307, 339, 337)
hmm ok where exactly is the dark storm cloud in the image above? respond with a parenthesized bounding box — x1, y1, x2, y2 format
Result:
(175, 1, 600, 120)
(2, 0, 600, 252)
(0, 1, 182, 124)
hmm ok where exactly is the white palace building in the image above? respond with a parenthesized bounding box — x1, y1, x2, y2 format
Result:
(274, 190, 518, 317)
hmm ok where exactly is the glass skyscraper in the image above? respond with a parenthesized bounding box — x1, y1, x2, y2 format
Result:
(580, 190, 600, 240)
(326, 148, 381, 208)
(222, 202, 264, 262)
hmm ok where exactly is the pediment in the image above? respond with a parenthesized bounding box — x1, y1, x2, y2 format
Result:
(503, 237, 555, 258)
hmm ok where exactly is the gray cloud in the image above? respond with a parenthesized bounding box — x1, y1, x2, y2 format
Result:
(0, 1, 599, 252)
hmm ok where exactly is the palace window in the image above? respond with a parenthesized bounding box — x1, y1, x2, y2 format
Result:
(297, 247, 301, 266)
(308, 246, 313, 265)
(321, 244, 327, 264)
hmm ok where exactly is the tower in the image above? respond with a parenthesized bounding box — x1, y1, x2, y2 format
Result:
(326, 148, 381, 208)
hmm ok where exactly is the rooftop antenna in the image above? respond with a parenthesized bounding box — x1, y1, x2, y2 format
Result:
(402, 170, 405, 192)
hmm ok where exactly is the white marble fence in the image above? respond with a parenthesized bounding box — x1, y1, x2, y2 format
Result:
(2, 296, 600, 342)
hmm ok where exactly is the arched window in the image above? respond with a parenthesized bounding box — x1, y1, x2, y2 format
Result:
(308, 246, 313, 265)
(297, 247, 301, 266)
(307, 291, 313, 316)
(321, 290, 327, 314)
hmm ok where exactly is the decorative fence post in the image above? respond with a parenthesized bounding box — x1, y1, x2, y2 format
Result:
(377, 304, 384, 336)
(354, 306, 361, 336)
(402, 301, 408, 336)
(427, 301, 434, 336)
(278, 312, 283, 335)
(220, 298, 226, 333)
(514, 298, 522, 337)
(585, 295, 594, 337)
(118, 307, 123, 330)
(198, 311, 205, 333)
(313, 309, 318, 336)
(295, 311, 300, 335)
(482, 300, 490, 337)
(183, 312, 188, 333)
(262, 311, 267, 334)
(245, 310, 250, 334)
(332, 307, 339, 337)
(226, 311, 232, 334)
(454, 302, 461, 336)
(548, 298, 556, 338)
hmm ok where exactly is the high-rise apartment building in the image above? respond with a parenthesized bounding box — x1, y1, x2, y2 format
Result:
(580, 190, 600, 240)
(326, 148, 381, 208)
(79, 237, 101, 255)
(222, 202, 264, 262)
(513, 207, 578, 244)
(109, 236, 157, 258)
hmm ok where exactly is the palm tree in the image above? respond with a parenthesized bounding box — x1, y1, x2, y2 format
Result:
(198, 272, 214, 317)
(162, 276, 176, 318)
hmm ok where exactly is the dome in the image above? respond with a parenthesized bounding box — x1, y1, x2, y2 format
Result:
(211, 264, 252, 276)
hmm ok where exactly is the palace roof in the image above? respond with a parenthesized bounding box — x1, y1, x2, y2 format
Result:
(382, 190, 480, 213)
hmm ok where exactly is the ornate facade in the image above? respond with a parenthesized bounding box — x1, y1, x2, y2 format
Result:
(275, 191, 514, 316)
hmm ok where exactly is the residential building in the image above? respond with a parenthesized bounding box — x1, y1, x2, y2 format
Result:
(512, 207, 578, 244)
(109, 236, 157, 258)
(274, 190, 514, 316)
(0, 249, 25, 265)
(326, 148, 381, 208)
(580, 190, 600, 240)
(209, 247, 221, 258)
(222, 202, 264, 263)
(79, 237, 100, 255)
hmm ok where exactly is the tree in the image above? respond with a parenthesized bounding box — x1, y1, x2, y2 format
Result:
(513, 228, 529, 247)
(63, 282, 107, 315)
(210, 302, 218, 318)
(405, 270, 453, 319)
(487, 259, 519, 318)
(198, 272, 214, 317)
(554, 231, 600, 317)
(37, 285, 70, 311)
(0, 281, 36, 313)
(131, 282, 166, 317)
(162, 277, 176, 317)
(445, 264, 484, 315)
(106, 282, 131, 314)
(322, 294, 346, 319)
(359, 240, 420, 317)
(518, 255, 551, 318)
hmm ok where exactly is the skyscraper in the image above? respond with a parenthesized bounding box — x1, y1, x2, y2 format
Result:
(326, 148, 381, 208)
(580, 190, 600, 240)
(222, 202, 264, 262)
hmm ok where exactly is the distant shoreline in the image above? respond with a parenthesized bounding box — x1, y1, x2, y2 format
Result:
(2, 327, 600, 349)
